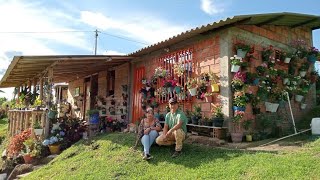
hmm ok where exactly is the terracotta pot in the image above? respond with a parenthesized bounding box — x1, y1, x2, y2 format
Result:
(23, 154, 33, 164)
(231, 132, 243, 143)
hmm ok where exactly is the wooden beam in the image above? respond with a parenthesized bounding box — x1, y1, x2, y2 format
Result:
(256, 15, 285, 26)
(290, 18, 319, 28)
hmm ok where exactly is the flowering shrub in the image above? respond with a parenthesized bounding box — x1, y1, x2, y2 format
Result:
(162, 79, 177, 88)
(261, 45, 274, 62)
(42, 123, 65, 146)
(233, 110, 245, 132)
(308, 46, 319, 56)
(173, 62, 185, 77)
(7, 128, 32, 157)
(154, 67, 169, 78)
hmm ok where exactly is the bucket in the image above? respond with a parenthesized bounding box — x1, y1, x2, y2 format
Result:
(311, 118, 320, 135)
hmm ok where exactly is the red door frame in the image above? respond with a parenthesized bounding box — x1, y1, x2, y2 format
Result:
(132, 66, 145, 123)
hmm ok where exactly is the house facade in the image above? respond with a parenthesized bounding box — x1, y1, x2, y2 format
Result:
(2, 12, 320, 139)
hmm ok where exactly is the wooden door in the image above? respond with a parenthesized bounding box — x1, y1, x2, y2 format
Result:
(132, 66, 145, 123)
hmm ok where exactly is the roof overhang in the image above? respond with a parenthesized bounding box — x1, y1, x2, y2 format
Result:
(0, 55, 134, 88)
(130, 12, 320, 56)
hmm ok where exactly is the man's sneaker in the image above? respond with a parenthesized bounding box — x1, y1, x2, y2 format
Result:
(143, 154, 153, 160)
(171, 151, 181, 158)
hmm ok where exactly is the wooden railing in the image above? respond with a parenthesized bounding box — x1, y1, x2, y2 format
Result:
(8, 110, 49, 139)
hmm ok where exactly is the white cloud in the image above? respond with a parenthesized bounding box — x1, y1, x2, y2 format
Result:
(80, 11, 189, 45)
(200, 0, 224, 15)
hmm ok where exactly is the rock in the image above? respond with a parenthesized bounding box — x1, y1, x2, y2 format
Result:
(7, 164, 33, 180)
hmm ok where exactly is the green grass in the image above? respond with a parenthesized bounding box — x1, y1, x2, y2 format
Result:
(25, 133, 320, 180)
(0, 117, 8, 138)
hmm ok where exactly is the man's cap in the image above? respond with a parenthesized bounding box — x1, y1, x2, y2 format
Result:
(168, 98, 178, 104)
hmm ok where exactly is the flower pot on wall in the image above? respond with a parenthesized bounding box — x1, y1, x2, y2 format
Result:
(34, 128, 43, 135)
(188, 88, 197, 96)
(231, 132, 243, 143)
(231, 65, 240, 73)
(307, 54, 317, 63)
(284, 57, 291, 63)
(212, 117, 224, 127)
(300, 103, 307, 109)
(246, 135, 252, 142)
(237, 49, 248, 58)
(295, 95, 304, 102)
(174, 86, 181, 94)
(252, 78, 259, 86)
(211, 84, 220, 92)
(233, 106, 246, 112)
(283, 78, 289, 85)
(299, 71, 307, 77)
(265, 102, 279, 112)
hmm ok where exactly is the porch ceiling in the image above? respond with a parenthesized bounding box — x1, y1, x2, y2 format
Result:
(0, 55, 134, 88)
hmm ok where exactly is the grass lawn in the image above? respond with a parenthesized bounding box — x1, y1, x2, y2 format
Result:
(26, 133, 320, 180)
(0, 117, 8, 138)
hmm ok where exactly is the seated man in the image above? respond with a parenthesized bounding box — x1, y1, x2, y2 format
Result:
(156, 98, 187, 158)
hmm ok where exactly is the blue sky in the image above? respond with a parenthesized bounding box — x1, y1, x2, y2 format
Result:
(0, 0, 320, 99)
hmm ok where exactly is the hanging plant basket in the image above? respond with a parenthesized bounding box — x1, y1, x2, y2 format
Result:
(237, 49, 248, 58)
(300, 103, 307, 109)
(231, 65, 240, 73)
(265, 102, 279, 112)
(284, 57, 291, 63)
(211, 84, 220, 93)
(295, 95, 304, 102)
(188, 88, 197, 96)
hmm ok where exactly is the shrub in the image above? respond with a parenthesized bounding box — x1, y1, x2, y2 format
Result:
(7, 128, 32, 157)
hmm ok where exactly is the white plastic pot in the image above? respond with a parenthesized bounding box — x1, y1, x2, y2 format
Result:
(284, 57, 291, 63)
(231, 65, 240, 73)
(295, 95, 304, 102)
(265, 102, 279, 112)
(188, 88, 197, 96)
(299, 71, 307, 77)
(300, 103, 307, 109)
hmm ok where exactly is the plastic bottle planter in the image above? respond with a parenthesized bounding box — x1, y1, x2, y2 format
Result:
(231, 65, 240, 73)
(265, 102, 279, 112)
(188, 88, 197, 96)
(211, 84, 220, 93)
(284, 57, 291, 63)
(300, 103, 307, 110)
(299, 71, 307, 77)
(295, 95, 304, 102)
(237, 49, 248, 58)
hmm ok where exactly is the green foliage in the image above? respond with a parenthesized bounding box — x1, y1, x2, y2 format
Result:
(86, 109, 99, 116)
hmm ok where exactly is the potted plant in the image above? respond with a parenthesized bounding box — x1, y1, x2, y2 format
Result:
(173, 62, 185, 77)
(299, 62, 309, 77)
(33, 120, 43, 136)
(212, 105, 224, 127)
(87, 109, 100, 124)
(48, 105, 58, 119)
(235, 43, 251, 58)
(233, 94, 247, 112)
(300, 100, 307, 110)
(245, 72, 259, 85)
(310, 71, 318, 83)
(252, 96, 261, 115)
(242, 119, 253, 142)
(295, 88, 308, 102)
(191, 105, 201, 125)
(209, 72, 220, 92)
(42, 123, 65, 154)
(231, 110, 245, 143)
(261, 45, 274, 62)
(230, 56, 242, 72)
(22, 138, 35, 164)
(280, 51, 293, 64)
(256, 63, 268, 76)
(186, 78, 198, 96)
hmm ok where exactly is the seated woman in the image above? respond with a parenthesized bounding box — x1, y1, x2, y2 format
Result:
(138, 107, 162, 160)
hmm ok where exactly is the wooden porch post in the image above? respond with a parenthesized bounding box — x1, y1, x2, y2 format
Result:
(39, 78, 43, 100)
(44, 68, 53, 138)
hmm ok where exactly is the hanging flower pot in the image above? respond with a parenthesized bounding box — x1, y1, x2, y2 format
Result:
(307, 54, 317, 63)
(299, 71, 307, 77)
(211, 84, 220, 93)
(300, 103, 307, 109)
(283, 78, 289, 85)
(34, 128, 43, 136)
(233, 106, 246, 112)
(237, 49, 248, 58)
(265, 102, 279, 112)
(231, 65, 240, 73)
(174, 86, 181, 94)
(252, 78, 259, 86)
(284, 57, 291, 63)
(188, 87, 197, 96)
(295, 95, 304, 102)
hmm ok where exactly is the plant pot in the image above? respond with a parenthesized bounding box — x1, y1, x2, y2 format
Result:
(265, 102, 279, 112)
(174, 86, 181, 94)
(233, 106, 245, 112)
(191, 116, 199, 125)
(212, 117, 224, 127)
(188, 88, 197, 96)
(299, 71, 307, 77)
(246, 134, 252, 142)
(237, 49, 248, 58)
(89, 113, 99, 124)
(300, 103, 307, 110)
(295, 95, 304, 102)
(284, 57, 291, 63)
(283, 78, 289, 85)
(48, 110, 57, 119)
(49, 144, 61, 154)
(211, 84, 220, 93)
(231, 132, 243, 143)
(23, 154, 33, 164)
(307, 54, 317, 63)
(252, 78, 259, 85)
(231, 65, 240, 73)
(34, 128, 43, 135)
